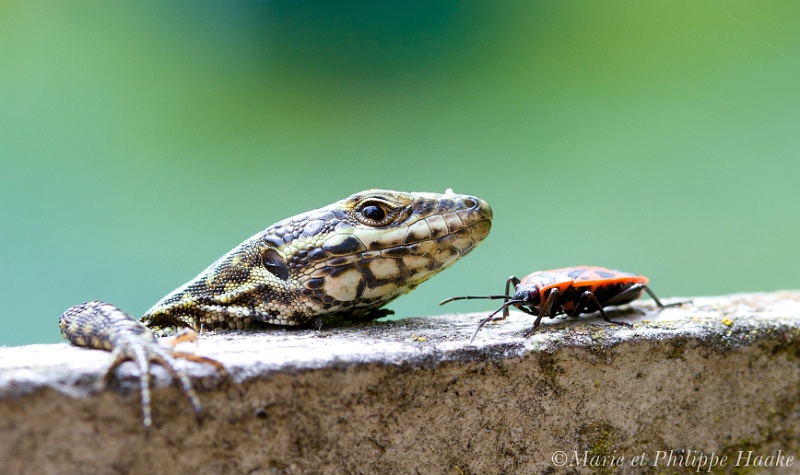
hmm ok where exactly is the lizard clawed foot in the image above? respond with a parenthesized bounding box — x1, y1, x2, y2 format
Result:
(60, 301, 226, 433)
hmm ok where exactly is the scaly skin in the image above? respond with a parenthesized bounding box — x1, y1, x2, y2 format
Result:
(59, 189, 492, 431)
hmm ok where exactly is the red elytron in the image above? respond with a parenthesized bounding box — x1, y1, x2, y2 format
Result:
(441, 266, 682, 342)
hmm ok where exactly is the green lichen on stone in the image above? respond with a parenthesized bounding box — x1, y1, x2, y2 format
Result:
(666, 339, 687, 360)
(577, 422, 622, 475)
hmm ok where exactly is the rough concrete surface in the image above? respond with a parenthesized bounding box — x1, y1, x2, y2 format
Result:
(2, 291, 800, 475)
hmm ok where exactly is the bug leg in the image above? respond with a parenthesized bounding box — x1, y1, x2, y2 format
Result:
(600, 283, 688, 310)
(469, 299, 525, 344)
(470, 305, 507, 344)
(638, 285, 690, 309)
(578, 291, 633, 328)
(470, 314, 497, 344)
(602, 283, 650, 307)
(522, 288, 559, 338)
(520, 308, 545, 338)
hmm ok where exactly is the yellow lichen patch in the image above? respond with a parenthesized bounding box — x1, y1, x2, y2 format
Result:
(722, 318, 734, 327)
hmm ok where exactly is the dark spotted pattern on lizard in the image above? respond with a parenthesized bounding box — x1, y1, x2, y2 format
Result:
(59, 189, 493, 431)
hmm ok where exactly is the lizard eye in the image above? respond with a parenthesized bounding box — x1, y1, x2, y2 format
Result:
(361, 205, 385, 221)
(355, 199, 397, 226)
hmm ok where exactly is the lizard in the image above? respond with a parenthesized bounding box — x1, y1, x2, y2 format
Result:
(58, 189, 493, 431)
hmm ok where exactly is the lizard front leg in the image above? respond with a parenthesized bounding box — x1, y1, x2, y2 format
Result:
(59, 300, 225, 433)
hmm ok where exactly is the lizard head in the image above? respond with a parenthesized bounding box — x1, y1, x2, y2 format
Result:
(267, 189, 492, 321)
(145, 189, 492, 331)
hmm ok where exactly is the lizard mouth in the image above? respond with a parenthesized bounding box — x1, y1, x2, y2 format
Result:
(393, 217, 492, 260)
(400, 194, 492, 254)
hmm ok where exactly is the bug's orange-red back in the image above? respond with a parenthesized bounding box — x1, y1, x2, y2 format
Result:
(546, 266, 648, 290)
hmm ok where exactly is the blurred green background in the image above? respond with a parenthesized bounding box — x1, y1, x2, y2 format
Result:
(2, 1, 798, 346)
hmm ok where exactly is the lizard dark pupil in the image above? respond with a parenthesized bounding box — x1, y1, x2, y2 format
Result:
(362, 205, 385, 221)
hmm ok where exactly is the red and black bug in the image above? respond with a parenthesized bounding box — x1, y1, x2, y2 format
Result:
(441, 266, 683, 342)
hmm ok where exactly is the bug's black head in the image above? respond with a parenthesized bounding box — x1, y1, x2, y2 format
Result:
(512, 285, 541, 306)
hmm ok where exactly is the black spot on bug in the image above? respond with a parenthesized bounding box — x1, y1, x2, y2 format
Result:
(565, 269, 587, 279)
(597, 270, 617, 279)
(261, 248, 290, 281)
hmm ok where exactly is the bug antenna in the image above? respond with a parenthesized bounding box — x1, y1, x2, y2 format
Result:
(439, 294, 511, 306)
(469, 299, 524, 344)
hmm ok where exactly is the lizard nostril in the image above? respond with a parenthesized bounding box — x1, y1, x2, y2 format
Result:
(462, 197, 477, 209)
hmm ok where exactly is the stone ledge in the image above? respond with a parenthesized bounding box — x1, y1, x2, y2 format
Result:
(1, 291, 800, 474)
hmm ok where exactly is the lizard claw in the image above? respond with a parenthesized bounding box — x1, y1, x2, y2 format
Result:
(60, 301, 226, 433)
